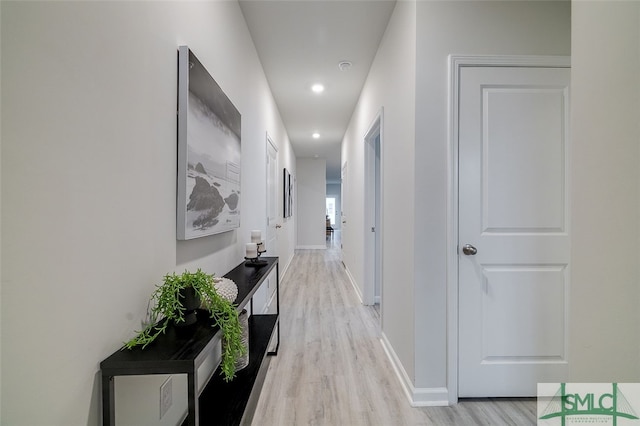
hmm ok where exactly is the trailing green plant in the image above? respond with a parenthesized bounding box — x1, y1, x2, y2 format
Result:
(123, 269, 247, 382)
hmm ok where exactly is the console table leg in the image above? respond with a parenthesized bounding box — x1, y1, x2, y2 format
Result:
(186, 372, 199, 426)
(102, 374, 115, 426)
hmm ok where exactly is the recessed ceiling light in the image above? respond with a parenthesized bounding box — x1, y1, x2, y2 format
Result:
(312, 133, 320, 139)
(311, 84, 324, 93)
(338, 61, 352, 71)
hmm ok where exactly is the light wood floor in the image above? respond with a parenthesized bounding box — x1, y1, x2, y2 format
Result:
(252, 239, 536, 425)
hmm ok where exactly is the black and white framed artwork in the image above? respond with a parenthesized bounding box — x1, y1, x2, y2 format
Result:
(177, 46, 241, 240)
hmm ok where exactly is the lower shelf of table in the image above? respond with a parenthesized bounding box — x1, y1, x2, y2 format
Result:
(184, 313, 278, 426)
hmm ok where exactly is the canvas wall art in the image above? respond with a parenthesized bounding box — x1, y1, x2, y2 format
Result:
(288, 172, 294, 217)
(283, 168, 294, 219)
(177, 46, 241, 240)
(283, 168, 291, 218)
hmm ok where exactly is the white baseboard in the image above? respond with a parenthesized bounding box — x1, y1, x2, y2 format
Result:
(343, 263, 363, 304)
(380, 332, 451, 407)
(280, 252, 294, 281)
(411, 387, 451, 407)
(295, 245, 327, 250)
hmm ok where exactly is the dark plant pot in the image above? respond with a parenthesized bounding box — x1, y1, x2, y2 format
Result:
(177, 287, 200, 326)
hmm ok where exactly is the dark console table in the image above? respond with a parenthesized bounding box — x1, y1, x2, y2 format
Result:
(100, 257, 279, 426)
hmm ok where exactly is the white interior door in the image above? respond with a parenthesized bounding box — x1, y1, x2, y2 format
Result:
(266, 136, 278, 254)
(365, 116, 382, 307)
(458, 65, 570, 397)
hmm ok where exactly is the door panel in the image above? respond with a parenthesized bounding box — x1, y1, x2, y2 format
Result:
(458, 66, 570, 397)
(483, 87, 566, 232)
(481, 266, 566, 359)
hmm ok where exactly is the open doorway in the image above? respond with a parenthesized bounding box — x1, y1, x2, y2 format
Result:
(326, 197, 336, 242)
(326, 197, 336, 225)
(326, 183, 342, 249)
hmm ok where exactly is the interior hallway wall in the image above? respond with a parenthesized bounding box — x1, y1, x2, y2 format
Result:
(344, 0, 571, 405)
(296, 158, 327, 249)
(341, 0, 417, 381)
(277, 134, 297, 276)
(569, 0, 640, 381)
(0, 1, 294, 424)
(413, 0, 571, 398)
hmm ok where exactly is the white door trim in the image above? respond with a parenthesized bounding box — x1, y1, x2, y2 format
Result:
(446, 55, 570, 404)
(364, 108, 384, 308)
(266, 132, 279, 254)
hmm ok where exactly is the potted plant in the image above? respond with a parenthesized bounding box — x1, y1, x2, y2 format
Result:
(123, 269, 246, 382)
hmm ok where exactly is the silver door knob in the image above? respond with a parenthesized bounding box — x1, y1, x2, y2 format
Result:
(462, 244, 477, 255)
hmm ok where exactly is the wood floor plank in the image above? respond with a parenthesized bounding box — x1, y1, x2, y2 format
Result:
(252, 242, 536, 425)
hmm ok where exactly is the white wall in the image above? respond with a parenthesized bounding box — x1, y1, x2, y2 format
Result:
(296, 158, 326, 249)
(0, 1, 294, 424)
(341, 0, 417, 380)
(354, 0, 640, 403)
(413, 0, 571, 395)
(344, 0, 572, 404)
(276, 135, 297, 276)
(569, 0, 640, 381)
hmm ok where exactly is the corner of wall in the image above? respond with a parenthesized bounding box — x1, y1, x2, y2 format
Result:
(380, 333, 450, 407)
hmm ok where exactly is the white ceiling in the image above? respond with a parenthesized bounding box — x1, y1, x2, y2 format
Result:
(239, 0, 397, 183)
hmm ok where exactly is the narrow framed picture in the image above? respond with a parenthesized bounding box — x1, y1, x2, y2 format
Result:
(283, 168, 291, 218)
(177, 46, 241, 240)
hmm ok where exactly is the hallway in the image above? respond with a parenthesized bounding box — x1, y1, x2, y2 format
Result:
(252, 245, 537, 425)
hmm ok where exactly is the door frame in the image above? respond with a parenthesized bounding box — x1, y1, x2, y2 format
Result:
(364, 108, 384, 309)
(266, 132, 279, 255)
(341, 162, 348, 261)
(446, 55, 570, 403)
